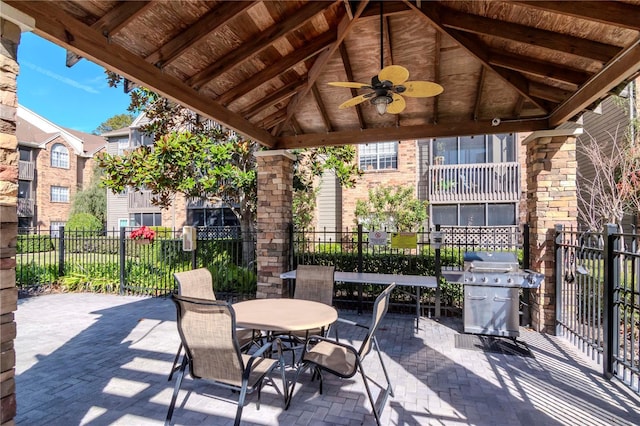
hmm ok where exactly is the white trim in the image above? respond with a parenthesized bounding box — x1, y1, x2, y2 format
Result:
(17, 105, 85, 155)
(254, 149, 296, 160)
(521, 126, 583, 144)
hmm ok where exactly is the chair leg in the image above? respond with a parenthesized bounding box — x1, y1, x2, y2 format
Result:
(285, 361, 312, 410)
(357, 362, 382, 426)
(374, 337, 394, 398)
(235, 382, 249, 426)
(165, 356, 187, 425)
(167, 343, 183, 381)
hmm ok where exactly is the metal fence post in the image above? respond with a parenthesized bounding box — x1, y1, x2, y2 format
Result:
(119, 227, 126, 295)
(58, 226, 65, 277)
(434, 224, 441, 318)
(522, 223, 531, 327)
(555, 224, 564, 336)
(603, 223, 618, 379)
(357, 224, 363, 314)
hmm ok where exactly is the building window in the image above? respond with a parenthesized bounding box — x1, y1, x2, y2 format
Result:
(116, 137, 130, 155)
(431, 203, 516, 226)
(118, 218, 129, 228)
(432, 133, 516, 165)
(359, 142, 398, 170)
(188, 207, 239, 227)
(130, 212, 162, 227)
(51, 186, 69, 203)
(19, 148, 32, 162)
(51, 143, 69, 168)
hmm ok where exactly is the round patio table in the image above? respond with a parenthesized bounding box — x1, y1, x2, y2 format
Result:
(233, 298, 337, 333)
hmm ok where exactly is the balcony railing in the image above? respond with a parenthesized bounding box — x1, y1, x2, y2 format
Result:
(128, 190, 159, 211)
(17, 198, 34, 217)
(18, 160, 35, 180)
(426, 162, 520, 203)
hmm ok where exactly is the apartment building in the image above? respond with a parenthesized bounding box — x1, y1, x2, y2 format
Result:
(16, 105, 104, 232)
(318, 133, 527, 231)
(102, 114, 238, 231)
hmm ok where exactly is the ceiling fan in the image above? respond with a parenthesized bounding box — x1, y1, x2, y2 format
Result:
(328, 2, 443, 115)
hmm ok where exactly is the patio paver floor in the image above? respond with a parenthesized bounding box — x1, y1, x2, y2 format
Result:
(13, 293, 640, 425)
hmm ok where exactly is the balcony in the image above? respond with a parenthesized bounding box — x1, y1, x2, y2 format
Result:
(426, 162, 520, 203)
(18, 160, 35, 180)
(128, 190, 159, 212)
(17, 198, 34, 217)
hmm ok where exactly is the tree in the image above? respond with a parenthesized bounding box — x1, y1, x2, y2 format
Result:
(93, 113, 135, 135)
(354, 184, 428, 232)
(70, 165, 106, 225)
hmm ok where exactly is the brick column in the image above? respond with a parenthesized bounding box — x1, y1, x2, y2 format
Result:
(0, 18, 20, 426)
(523, 128, 581, 334)
(255, 150, 295, 299)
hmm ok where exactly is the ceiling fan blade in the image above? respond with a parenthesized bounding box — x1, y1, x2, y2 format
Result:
(386, 93, 406, 114)
(402, 81, 444, 97)
(328, 81, 371, 89)
(339, 93, 372, 109)
(378, 65, 409, 85)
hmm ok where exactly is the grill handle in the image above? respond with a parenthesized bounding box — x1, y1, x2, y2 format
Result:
(466, 295, 487, 300)
(493, 296, 513, 302)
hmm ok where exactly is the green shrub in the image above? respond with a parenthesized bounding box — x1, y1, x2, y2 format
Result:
(17, 235, 54, 253)
(66, 213, 103, 234)
(16, 262, 58, 287)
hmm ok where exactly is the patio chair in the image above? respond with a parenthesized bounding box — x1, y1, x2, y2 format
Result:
(286, 283, 396, 426)
(280, 265, 335, 363)
(168, 268, 260, 380)
(166, 295, 287, 426)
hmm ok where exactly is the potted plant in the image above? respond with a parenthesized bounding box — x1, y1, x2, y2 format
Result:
(130, 226, 156, 244)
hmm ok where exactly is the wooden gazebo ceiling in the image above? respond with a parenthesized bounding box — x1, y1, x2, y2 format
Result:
(5, 0, 640, 149)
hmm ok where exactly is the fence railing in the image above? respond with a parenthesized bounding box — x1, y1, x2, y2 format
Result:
(556, 224, 639, 396)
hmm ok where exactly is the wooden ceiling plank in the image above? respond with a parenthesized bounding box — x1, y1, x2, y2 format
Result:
(95, 1, 152, 37)
(275, 0, 371, 135)
(145, 1, 255, 67)
(6, 1, 277, 147)
(359, 1, 411, 19)
(489, 52, 591, 86)
(528, 81, 571, 103)
(515, 1, 640, 31)
(187, 1, 332, 89)
(440, 9, 621, 63)
(409, 1, 551, 112)
(338, 42, 366, 129)
(218, 30, 335, 106)
(276, 118, 551, 149)
(311, 83, 333, 132)
(550, 39, 640, 126)
(240, 79, 307, 118)
(256, 110, 287, 130)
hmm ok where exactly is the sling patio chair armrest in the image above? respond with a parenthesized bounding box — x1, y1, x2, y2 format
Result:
(303, 334, 359, 356)
(336, 317, 369, 329)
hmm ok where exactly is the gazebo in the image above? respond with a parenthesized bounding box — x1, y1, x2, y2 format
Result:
(1, 1, 640, 422)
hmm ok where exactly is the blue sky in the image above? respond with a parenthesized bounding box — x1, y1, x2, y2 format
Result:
(17, 32, 132, 134)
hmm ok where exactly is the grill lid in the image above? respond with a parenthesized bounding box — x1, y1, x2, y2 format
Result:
(463, 251, 519, 273)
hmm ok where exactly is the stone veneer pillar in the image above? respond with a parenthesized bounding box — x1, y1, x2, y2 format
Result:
(0, 18, 20, 426)
(255, 150, 295, 298)
(524, 128, 581, 334)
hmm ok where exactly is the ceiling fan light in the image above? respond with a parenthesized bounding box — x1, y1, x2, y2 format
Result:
(371, 95, 392, 115)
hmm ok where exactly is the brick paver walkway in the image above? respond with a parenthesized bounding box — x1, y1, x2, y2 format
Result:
(13, 293, 640, 425)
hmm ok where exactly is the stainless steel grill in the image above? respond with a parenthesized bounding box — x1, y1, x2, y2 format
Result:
(445, 251, 543, 338)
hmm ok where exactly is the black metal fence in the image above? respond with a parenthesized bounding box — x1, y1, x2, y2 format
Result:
(291, 224, 525, 316)
(16, 226, 257, 299)
(556, 224, 639, 395)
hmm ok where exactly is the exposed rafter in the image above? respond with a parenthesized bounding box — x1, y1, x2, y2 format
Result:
(489, 52, 591, 87)
(311, 83, 333, 132)
(338, 42, 366, 129)
(94, 1, 152, 38)
(239, 79, 306, 119)
(516, 1, 640, 31)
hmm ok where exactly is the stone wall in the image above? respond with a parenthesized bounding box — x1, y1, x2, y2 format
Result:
(255, 150, 294, 298)
(0, 18, 19, 426)
(524, 129, 580, 333)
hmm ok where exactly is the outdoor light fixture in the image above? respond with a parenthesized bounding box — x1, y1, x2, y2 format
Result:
(371, 95, 393, 115)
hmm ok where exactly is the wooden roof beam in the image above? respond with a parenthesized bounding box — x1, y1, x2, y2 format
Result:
(338, 42, 366, 129)
(276, 118, 550, 149)
(472, 66, 486, 121)
(5, 1, 277, 147)
(187, 1, 332, 89)
(515, 1, 640, 31)
(145, 1, 254, 68)
(311, 83, 333, 132)
(274, 0, 371, 136)
(240, 79, 307, 118)
(409, 1, 552, 113)
(489, 52, 591, 87)
(550, 39, 640, 126)
(358, 2, 411, 19)
(218, 30, 335, 106)
(439, 9, 621, 63)
(95, 1, 152, 38)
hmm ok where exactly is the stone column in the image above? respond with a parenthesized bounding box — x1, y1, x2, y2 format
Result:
(0, 18, 20, 426)
(255, 150, 295, 299)
(523, 128, 581, 333)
